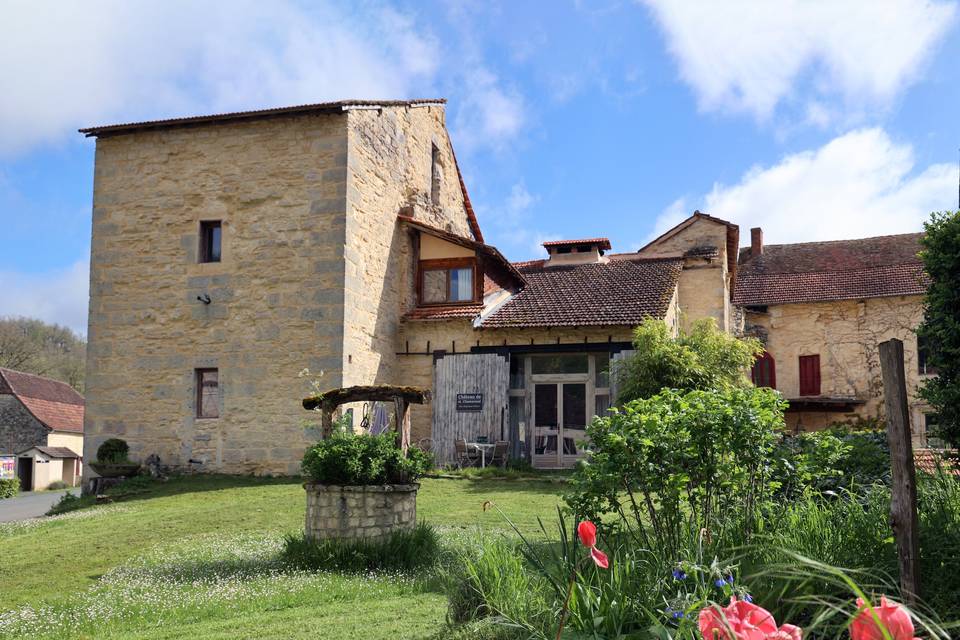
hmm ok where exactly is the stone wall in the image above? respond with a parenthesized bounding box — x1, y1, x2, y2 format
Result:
(745, 295, 930, 441)
(304, 483, 418, 540)
(0, 396, 48, 455)
(85, 113, 350, 475)
(340, 106, 473, 423)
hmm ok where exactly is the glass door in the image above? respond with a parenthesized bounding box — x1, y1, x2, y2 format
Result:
(561, 383, 588, 465)
(532, 383, 560, 468)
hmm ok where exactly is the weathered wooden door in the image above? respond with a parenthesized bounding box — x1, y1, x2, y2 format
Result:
(432, 353, 509, 466)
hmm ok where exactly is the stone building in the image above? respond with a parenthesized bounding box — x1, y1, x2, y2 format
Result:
(0, 368, 84, 490)
(79, 99, 932, 474)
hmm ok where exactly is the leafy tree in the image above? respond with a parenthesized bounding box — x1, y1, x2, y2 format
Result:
(614, 317, 763, 404)
(918, 211, 960, 449)
(0, 317, 85, 392)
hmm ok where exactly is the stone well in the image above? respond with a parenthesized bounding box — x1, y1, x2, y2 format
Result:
(304, 483, 419, 541)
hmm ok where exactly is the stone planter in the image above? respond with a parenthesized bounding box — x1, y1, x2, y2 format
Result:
(304, 483, 419, 541)
(89, 462, 141, 478)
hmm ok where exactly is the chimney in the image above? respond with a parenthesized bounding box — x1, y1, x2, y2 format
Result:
(750, 227, 763, 257)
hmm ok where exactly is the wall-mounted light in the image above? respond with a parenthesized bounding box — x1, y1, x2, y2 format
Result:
(197, 294, 211, 305)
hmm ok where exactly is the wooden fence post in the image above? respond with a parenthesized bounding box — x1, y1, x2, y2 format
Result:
(878, 338, 921, 604)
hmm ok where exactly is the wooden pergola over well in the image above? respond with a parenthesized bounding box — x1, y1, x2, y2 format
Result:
(302, 385, 431, 451)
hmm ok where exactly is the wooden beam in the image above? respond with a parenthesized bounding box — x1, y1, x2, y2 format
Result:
(879, 338, 921, 604)
(303, 385, 431, 411)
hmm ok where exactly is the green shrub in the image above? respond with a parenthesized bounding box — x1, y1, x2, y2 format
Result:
(301, 431, 432, 485)
(0, 478, 18, 499)
(772, 429, 890, 498)
(96, 438, 130, 463)
(282, 522, 439, 572)
(566, 386, 786, 557)
(614, 317, 762, 404)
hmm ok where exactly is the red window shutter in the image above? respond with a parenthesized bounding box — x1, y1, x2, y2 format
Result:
(751, 352, 776, 389)
(799, 355, 820, 396)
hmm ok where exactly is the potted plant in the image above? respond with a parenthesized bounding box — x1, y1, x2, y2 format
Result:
(89, 438, 141, 478)
(300, 430, 432, 541)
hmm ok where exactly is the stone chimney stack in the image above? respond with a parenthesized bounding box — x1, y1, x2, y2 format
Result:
(750, 227, 763, 257)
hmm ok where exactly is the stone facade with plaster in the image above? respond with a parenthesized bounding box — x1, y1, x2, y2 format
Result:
(304, 483, 418, 540)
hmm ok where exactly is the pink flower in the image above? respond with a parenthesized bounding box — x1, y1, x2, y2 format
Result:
(850, 596, 919, 640)
(698, 597, 802, 640)
(576, 521, 609, 569)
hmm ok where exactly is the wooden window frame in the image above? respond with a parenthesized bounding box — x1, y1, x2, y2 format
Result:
(416, 257, 481, 306)
(798, 354, 821, 396)
(751, 351, 776, 389)
(199, 220, 222, 263)
(195, 368, 220, 419)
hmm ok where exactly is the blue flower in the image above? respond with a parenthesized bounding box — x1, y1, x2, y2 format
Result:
(714, 578, 726, 588)
(672, 568, 686, 580)
(744, 594, 753, 603)
(672, 610, 685, 619)
(725, 575, 735, 585)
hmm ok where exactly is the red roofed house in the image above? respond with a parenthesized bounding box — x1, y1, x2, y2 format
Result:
(0, 368, 84, 491)
(79, 99, 934, 474)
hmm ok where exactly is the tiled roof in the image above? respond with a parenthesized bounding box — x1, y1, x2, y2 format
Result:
(914, 449, 959, 476)
(542, 238, 612, 250)
(31, 446, 80, 459)
(0, 368, 84, 433)
(404, 303, 485, 321)
(79, 99, 446, 137)
(734, 233, 927, 306)
(481, 258, 682, 328)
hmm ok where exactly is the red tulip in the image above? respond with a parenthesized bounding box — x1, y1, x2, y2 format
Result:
(576, 521, 608, 569)
(577, 521, 597, 547)
(850, 597, 918, 640)
(699, 597, 801, 640)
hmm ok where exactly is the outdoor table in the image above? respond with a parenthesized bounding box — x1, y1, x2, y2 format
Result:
(467, 442, 495, 467)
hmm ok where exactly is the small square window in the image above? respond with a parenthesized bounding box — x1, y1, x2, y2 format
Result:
(196, 368, 219, 418)
(418, 260, 476, 304)
(199, 221, 222, 263)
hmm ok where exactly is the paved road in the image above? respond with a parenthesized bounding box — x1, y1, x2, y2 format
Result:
(0, 489, 74, 523)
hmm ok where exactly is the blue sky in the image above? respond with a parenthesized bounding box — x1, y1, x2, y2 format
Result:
(2, 0, 959, 335)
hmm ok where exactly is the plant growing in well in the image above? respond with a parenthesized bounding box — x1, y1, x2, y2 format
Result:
(614, 317, 763, 404)
(301, 430, 432, 485)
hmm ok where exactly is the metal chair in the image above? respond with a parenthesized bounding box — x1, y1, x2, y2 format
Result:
(491, 440, 509, 467)
(454, 438, 479, 469)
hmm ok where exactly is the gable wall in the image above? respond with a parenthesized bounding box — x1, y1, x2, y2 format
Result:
(0, 396, 48, 455)
(639, 218, 731, 332)
(341, 106, 473, 420)
(84, 113, 350, 475)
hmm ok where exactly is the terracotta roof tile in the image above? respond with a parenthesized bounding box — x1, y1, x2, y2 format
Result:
(0, 368, 84, 433)
(403, 304, 484, 321)
(481, 258, 682, 328)
(542, 238, 612, 250)
(734, 233, 927, 306)
(914, 449, 960, 476)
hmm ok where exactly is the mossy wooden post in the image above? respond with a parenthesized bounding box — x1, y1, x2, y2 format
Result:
(879, 338, 921, 604)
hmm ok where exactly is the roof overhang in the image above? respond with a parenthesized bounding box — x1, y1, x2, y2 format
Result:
(399, 215, 525, 288)
(785, 397, 866, 412)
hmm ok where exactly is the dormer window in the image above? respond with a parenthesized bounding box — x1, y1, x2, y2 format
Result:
(419, 258, 476, 304)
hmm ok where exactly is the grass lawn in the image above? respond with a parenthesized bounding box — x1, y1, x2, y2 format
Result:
(0, 475, 565, 639)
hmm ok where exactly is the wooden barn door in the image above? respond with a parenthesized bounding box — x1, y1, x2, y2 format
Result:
(432, 353, 509, 466)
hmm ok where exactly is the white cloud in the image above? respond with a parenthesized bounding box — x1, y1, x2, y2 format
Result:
(0, 259, 89, 336)
(0, 1, 441, 156)
(650, 128, 957, 244)
(642, 0, 957, 121)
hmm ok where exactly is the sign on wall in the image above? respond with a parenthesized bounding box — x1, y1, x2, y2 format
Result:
(456, 393, 484, 412)
(0, 456, 14, 480)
